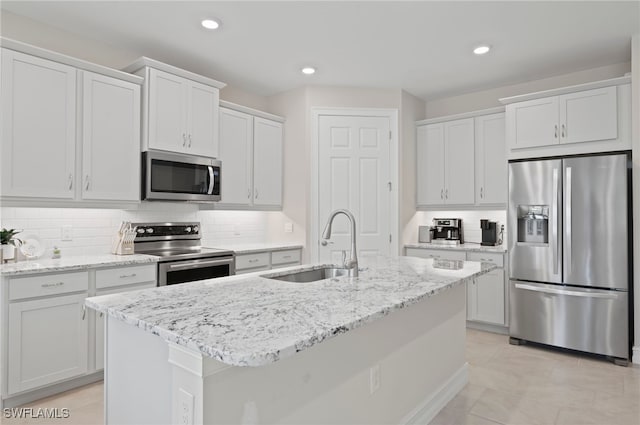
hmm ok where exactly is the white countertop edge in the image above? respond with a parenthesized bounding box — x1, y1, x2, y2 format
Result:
(404, 243, 507, 253)
(0, 255, 159, 277)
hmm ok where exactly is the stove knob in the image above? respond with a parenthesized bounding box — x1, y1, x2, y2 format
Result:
(137, 228, 145, 234)
(145, 228, 154, 234)
(185, 227, 192, 233)
(193, 226, 199, 233)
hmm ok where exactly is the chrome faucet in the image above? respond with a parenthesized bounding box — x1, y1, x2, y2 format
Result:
(321, 209, 358, 277)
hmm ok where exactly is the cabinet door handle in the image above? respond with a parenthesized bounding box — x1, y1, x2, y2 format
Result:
(42, 282, 64, 288)
(188, 134, 192, 148)
(68, 174, 73, 190)
(561, 124, 566, 138)
(84, 175, 90, 191)
(480, 187, 483, 199)
(119, 273, 137, 279)
(247, 188, 251, 199)
(81, 305, 86, 320)
(440, 189, 444, 200)
(554, 125, 558, 139)
(445, 189, 448, 199)
(182, 133, 187, 147)
(255, 188, 259, 199)
(100, 312, 104, 318)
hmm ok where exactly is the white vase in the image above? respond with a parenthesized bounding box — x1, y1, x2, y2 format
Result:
(2, 244, 15, 261)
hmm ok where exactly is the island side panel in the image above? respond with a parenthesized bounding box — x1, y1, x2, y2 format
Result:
(199, 283, 467, 424)
(105, 317, 172, 425)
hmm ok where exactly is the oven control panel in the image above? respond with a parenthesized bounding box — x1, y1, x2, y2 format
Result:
(132, 222, 201, 240)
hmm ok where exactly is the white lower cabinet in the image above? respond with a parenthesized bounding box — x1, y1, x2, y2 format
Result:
(235, 248, 303, 275)
(7, 272, 89, 395)
(405, 247, 507, 327)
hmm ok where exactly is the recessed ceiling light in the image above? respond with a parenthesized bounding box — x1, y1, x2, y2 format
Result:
(473, 45, 491, 55)
(301, 67, 316, 75)
(201, 19, 220, 30)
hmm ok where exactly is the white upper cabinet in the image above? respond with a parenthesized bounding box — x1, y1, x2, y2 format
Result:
(253, 117, 283, 206)
(417, 124, 445, 205)
(416, 118, 474, 206)
(444, 118, 475, 205)
(81, 72, 141, 201)
(1, 41, 143, 204)
(503, 78, 630, 159)
(475, 113, 506, 205)
(1, 49, 76, 199)
(219, 107, 253, 205)
(128, 58, 225, 158)
(558, 86, 617, 144)
(217, 102, 284, 210)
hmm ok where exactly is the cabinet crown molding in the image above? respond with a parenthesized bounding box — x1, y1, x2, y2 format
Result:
(0, 37, 143, 85)
(499, 76, 631, 105)
(123, 56, 226, 89)
(219, 100, 285, 123)
(416, 106, 505, 126)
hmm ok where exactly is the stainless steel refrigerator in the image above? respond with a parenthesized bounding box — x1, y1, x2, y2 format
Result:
(508, 153, 631, 364)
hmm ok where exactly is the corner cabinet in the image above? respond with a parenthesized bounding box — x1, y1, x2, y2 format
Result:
(417, 109, 506, 208)
(502, 77, 631, 159)
(218, 102, 284, 209)
(416, 118, 475, 206)
(1, 41, 143, 204)
(124, 57, 226, 159)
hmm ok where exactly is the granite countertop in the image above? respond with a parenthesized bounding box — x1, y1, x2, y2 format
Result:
(86, 256, 496, 367)
(405, 242, 507, 254)
(0, 254, 159, 277)
(209, 243, 303, 255)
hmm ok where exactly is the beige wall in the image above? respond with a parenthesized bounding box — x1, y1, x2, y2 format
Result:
(426, 62, 631, 118)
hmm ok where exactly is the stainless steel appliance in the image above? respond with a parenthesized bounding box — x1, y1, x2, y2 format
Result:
(142, 150, 221, 202)
(508, 153, 631, 364)
(480, 220, 499, 246)
(431, 218, 464, 245)
(133, 222, 235, 286)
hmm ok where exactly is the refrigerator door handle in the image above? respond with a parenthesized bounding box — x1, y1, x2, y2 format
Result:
(514, 283, 619, 300)
(552, 168, 559, 275)
(566, 166, 572, 276)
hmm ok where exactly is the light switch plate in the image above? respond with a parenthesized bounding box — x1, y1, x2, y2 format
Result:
(61, 225, 73, 241)
(284, 222, 293, 233)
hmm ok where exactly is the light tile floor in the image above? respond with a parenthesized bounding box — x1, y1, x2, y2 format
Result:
(1, 329, 638, 425)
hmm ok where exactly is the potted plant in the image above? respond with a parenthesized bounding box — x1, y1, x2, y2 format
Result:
(1, 228, 22, 262)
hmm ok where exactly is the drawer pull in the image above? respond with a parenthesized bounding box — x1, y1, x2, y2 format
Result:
(248, 259, 259, 263)
(282, 255, 291, 259)
(42, 282, 64, 288)
(119, 273, 137, 279)
(82, 305, 86, 320)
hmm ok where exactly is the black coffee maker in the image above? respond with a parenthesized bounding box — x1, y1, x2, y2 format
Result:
(480, 220, 499, 246)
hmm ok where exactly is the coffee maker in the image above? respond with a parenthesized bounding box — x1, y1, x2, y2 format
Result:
(480, 219, 499, 246)
(431, 218, 464, 245)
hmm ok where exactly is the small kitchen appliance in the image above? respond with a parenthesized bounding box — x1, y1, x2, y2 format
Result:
(480, 219, 499, 246)
(431, 218, 463, 245)
(133, 222, 235, 286)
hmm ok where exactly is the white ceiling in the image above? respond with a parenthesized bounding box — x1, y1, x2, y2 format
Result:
(2, 1, 638, 101)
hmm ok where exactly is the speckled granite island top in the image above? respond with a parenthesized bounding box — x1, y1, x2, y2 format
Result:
(405, 242, 507, 253)
(85, 256, 496, 367)
(0, 254, 159, 276)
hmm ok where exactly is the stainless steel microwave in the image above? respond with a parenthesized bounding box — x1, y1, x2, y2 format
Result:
(142, 151, 221, 202)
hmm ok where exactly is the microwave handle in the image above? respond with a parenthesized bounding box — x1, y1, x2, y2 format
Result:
(207, 166, 215, 194)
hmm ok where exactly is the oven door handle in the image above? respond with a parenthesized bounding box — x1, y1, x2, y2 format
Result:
(167, 258, 234, 271)
(207, 166, 215, 195)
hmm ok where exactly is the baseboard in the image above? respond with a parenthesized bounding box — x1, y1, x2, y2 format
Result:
(402, 362, 469, 425)
(1, 373, 103, 409)
(466, 321, 508, 335)
(633, 345, 640, 365)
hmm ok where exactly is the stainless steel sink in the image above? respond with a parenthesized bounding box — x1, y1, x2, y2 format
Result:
(262, 267, 351, 283)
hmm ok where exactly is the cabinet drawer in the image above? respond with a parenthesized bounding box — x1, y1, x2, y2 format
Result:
(406, 248, 466, 261)
(96, 264, 157, 289)
(467, 252, 504, 267)
(271, 249, 301, 265)
(236, 252, 270, 270)
(9, 271, 89, 301)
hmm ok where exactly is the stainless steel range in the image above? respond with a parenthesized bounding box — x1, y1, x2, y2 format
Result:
(133, 222, 235, 286)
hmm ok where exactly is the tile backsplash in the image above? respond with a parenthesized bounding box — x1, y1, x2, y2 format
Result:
(0, 204, 283, 258)
(404, 210, 508, 246)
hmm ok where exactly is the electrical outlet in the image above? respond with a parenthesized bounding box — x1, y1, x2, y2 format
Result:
(369, 364, 380, 394)
(61, 225, 73, 241)
(284, 222, 293, 233)
(233, 224, 241, 236)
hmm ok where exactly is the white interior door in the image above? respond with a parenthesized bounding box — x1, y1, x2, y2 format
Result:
(318, 115, 391, 264)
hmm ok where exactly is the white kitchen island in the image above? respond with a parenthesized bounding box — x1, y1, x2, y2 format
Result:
(85, 256, 495, 425)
